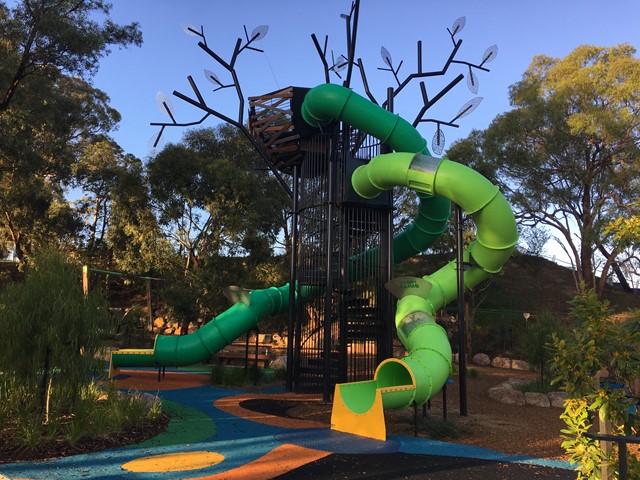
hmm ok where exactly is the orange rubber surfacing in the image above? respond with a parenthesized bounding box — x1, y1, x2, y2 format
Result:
(121, 451, 224, 472)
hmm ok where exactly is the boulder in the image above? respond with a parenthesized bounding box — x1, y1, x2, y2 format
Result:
(270, 355, 287, 370)
(163, 327, 175, 335)
(488, 387, 525, 405)
(525, 392, 550, 407)
(506, 377, 530, 388)
(496, 381, 514, 390)
(547, 391, 567, 408)
(491, 356, 512, 369)
(153, 317, 166, 328)
(511, 359, 531, 371)
(472, 353, 490, 366)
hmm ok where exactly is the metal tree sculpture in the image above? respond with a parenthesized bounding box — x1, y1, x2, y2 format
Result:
(310, 6, 497, 155)
(150, 22, 292, 197)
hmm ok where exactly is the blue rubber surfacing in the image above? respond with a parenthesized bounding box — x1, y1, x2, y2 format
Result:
(0, 376, 575, 480)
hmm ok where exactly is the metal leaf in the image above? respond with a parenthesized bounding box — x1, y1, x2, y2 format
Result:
(431, 128, 445, 156)
(147, 130, 164, 156)
(251, 25, 269, 41)
(467, 66, 479, 94)
(452, 97, 483, 122)
(481, 44, 498, 65)
(204, 69, 222, 86)
(380, 46, 393, 68)
(331, 54, 348, 72)
(155, 91, 175, 118)
(180, 22, 200, 37)
(451, 16, 466, 36)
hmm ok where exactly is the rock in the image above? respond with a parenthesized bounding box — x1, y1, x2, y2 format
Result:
(153, 317, 166, 328)
(511, 359, 531, 371)
(452, 353, 459, 364)
(547, 391, 567, 408)
(525, 392, 550, 407)
(506, 377, 530, 388)
(270, 354, 287, 370)
(491, 356, 512, 369)
(163, 327, 175, 335)
(472, 353, 490, 366)
(496, 381, 514, 390)
(488, 386, 525, 405)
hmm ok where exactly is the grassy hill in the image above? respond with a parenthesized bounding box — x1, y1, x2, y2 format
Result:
(396, 252, 640, 356)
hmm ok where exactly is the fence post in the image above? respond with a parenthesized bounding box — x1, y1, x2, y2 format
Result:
(599, 405, 613, 480)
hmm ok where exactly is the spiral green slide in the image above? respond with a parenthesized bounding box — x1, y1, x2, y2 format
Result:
(110, 83, 516, 443)
(301, 84, 518, 440)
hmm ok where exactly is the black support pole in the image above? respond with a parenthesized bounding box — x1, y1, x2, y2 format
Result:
(286, 165, 299, 392)
(456, 204, 468, 416)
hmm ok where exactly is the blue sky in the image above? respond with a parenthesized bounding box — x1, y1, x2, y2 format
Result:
(92, 0, 640, 161)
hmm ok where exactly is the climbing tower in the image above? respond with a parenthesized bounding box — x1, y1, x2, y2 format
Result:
(249, 87, 394, 400)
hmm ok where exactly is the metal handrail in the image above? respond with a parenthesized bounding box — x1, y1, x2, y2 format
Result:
(584, 431, 640, 480)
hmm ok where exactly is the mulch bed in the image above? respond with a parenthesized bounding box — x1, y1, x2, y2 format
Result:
(0, 414, 170, 465)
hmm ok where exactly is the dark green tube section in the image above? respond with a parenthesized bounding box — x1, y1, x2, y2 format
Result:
(301, 83, 428, 154)
(111, 284, 289, 369)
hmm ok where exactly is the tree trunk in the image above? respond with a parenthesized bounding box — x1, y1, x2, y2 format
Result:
(39, 346, 51, 416)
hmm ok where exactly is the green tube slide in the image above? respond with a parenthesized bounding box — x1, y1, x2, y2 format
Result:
(301, 84, 518, 418)
(110, 86, 451, 376)
(111, 83, 516, 421)
(110, 285, 290, 372)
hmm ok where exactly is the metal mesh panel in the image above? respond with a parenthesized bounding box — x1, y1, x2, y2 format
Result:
(292, 126, 393, 397)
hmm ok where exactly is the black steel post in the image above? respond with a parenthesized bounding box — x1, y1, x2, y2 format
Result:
(323, 134, 337, 402)
(456, 204, 468, 416)
(382, 87, 395, 360)
(286, 165, 299, 392)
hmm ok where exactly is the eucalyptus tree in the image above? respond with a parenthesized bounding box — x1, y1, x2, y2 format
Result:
(147, 125, 290, 275)
(447, 44, 640, 297)
(0, 0, 141, 262)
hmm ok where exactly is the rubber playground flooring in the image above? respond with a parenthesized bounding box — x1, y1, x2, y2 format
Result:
(0, 369, 577, 480)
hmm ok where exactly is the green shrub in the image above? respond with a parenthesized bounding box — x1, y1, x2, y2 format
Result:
(549, 290, 640, 479)
(0, 250, 110, 421)
(420, 415, 468, 440)
(466, 367, 480, 379)
(513, 378, 555, 394)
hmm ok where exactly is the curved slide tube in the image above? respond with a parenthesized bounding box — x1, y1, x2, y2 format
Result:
(108, 84, 451, 376)
(110, 83, 516, 443)
(301, 84, 518, 440)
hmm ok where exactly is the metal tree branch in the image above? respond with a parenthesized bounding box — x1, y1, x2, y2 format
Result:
(150, 25, 292, 198)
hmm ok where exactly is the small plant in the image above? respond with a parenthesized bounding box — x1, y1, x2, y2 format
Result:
(16, 416, 44, 449)
(466, 367, 480, 379)
(147, 395, 163, 421)
(209, 364, 270, 387)
(66, 414, 90, 445)
(513, 378, 555, 394)
(549, 290, 640, 479)
(420, 415, 467, 440)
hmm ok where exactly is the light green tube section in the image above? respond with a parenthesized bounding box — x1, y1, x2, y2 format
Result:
(300, 84, 517, 409)
(354, 152, 518, 406)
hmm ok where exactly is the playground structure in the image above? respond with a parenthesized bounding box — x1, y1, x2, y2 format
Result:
(109, 1, 516, 441)
(110, 84, 518, 440)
